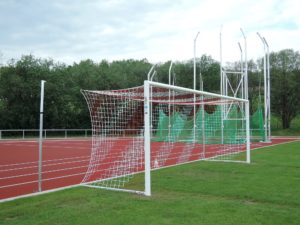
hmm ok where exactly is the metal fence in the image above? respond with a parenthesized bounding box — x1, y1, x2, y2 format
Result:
(0, 129, 92, 140)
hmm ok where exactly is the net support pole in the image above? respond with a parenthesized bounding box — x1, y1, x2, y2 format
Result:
(193, 31, 200, 143)
(147, 64, 156, 80)
(193, 31, 200, 90)
(168, 61, 174, 141)
(240, 28, 248, 100)
(263, 37, 271, 142)
(257, 32, 268, 142)
(245, 100, 251, 163)
(38, 80, 46, 192)
(144, 80, 151, 196)
(219, 27, 224, 145)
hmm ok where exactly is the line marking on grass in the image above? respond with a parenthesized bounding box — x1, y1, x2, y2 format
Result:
(251, 139, 300, 152)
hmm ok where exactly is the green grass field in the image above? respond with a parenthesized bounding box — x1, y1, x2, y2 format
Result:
(1, 141, 300, 225)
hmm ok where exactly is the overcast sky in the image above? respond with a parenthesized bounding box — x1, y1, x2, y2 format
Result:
(0, 0, 299, 64)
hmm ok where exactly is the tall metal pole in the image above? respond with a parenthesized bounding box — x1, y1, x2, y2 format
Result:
(38, 80, 46, 192)
(220, 27, 223, 96)
(257, 32, 268, 142)
(194, 32, 200, 91)
(169, 61, 173, 86)
(193, 32, 200, 142)
(220, 26, 224, 144)
(263, 37, 271, 141)
(238, 42, 243, 99)
(199, 65, 203, 91)
(240, 28, 248, 100)
(168, 61, 173, 141)
(199, 57, 205, 158)
(147, 64, 156, 80)
(240, 29, 248, 146)
(245, 101, 251, 163)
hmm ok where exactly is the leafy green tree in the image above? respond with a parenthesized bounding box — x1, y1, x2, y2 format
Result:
(248, 59, 264, 114)
(0, 55, 52, 128)
(108, 59, 151, 88)
(199, 55, 220, 92)
(0, 50, 299, 131)
(172, 61, 193, 88)
(270, 49, 300, 129)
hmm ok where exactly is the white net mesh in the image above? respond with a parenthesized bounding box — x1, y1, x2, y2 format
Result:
(81, 82, 249, 194)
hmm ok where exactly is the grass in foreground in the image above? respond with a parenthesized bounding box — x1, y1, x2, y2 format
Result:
(1, 141, 300, 225)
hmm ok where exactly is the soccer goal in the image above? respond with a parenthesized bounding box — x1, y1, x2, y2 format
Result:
(81, 80, 250, 196)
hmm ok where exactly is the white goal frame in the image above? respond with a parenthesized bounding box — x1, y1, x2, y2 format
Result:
(143, 80, 250, 196)
(82, 80, 250, 196)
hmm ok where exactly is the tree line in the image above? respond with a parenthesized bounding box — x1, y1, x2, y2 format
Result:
(0, 49, 299, 130)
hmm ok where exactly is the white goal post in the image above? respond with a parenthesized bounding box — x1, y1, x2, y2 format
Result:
(81, 80, 250, 196)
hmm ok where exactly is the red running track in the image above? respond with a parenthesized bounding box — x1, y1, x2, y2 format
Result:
(0, 137, 299, 201)
(0, 139, 91, 200)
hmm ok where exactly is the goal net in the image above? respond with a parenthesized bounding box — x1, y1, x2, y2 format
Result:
(81, 81, 250, 196)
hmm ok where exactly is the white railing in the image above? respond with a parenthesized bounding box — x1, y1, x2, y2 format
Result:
(0, 129, 92, 140)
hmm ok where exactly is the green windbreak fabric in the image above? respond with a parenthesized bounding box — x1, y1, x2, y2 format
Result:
(153, 105, 246, 144)
(250, 106, 265, 140)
